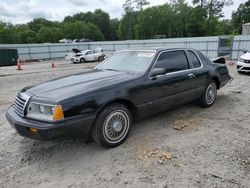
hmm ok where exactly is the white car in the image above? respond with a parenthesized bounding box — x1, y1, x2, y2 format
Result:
(237, 51, 250, 73)
(69, 48, 105, 63)
(59, 38, 73, 43)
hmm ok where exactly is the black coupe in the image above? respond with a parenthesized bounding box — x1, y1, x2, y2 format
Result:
(6, 48, 232, 147)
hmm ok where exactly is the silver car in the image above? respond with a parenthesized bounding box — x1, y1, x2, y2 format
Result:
(69, 48, 105, 63)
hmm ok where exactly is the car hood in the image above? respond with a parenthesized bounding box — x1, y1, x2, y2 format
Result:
(23, 69, 140, 101)
(240, 52, 250, 60)
(72, 48, 82, 54)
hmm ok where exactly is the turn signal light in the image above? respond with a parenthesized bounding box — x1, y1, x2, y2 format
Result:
(52, 105, 64, 120)
(28, 128, 38, 133)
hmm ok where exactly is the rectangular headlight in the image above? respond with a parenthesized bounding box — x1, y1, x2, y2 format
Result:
(27, 102, 64, 121)
(239, 58, 245, 63)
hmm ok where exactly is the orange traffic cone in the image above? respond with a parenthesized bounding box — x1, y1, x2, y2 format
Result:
(51, 62, 55, 68)
(16, 58, 22, 70)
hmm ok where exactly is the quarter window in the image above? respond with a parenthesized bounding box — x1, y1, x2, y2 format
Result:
(188, 51, 201, 68)
(154, 50, 189, 73)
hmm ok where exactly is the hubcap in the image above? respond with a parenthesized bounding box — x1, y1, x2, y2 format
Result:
(103, 110, 129, 143)
(206, 83, 216, 105)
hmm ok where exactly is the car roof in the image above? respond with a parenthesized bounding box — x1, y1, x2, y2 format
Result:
(117, 47, 196, 53)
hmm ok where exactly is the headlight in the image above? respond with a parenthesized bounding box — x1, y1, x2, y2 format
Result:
(27, 102, 64, 121)
(239, 58, 245, 63)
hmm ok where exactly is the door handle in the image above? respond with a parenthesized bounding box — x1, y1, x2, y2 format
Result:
(188, 73, 195, 78)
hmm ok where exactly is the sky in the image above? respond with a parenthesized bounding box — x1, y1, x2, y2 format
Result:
(0, 0, 248, 24)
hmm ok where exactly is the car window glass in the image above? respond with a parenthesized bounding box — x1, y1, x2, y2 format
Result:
(96, 51, 155, 73)
(188, 51, 201, 68)
(154, 51, 189, 73)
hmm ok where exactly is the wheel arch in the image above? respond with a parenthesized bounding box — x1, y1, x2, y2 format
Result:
(211, 77, 220, 89)
(96, 98, 139, 120)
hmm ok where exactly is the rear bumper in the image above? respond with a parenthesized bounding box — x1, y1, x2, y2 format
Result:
(6, 105, 95, 140)
(220, 73, 233, 88)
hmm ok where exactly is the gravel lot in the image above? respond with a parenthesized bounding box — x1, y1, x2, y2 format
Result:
(0, 59, 249, 188)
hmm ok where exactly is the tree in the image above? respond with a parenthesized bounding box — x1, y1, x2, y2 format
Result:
(110, 19, 120, 41)
(18, 29, 36, 43)
(27, 18, 53, 32)
(84, 23, 104, 41)
(232, 0, 250, 34)
(192, 0, 233, 35)
(0, 22, 15, 44)
(135, 0, 150, 11)
(36, 27, 63, 43)
(119, 11, 139, 40)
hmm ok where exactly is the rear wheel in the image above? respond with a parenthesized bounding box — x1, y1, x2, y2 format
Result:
(98, 56, 104, 62)
(91, 104, 131, 148)
(80, 58, 85, 63)
(198, 80, 217, 108)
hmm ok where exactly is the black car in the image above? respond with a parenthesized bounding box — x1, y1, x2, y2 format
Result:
(6, 48, 232, 148)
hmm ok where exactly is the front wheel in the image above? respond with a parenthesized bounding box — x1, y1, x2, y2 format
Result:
(91, 104, 131, 148)
(198, 80, 217, 108)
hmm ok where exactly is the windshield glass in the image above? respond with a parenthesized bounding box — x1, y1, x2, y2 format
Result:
(96, 51, 155, 73)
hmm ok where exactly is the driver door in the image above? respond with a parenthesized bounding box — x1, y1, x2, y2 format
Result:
(85, 51, 95, 61)
(136, 50, 197, 115)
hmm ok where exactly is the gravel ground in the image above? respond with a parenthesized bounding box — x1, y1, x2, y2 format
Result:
(0, 59, 249, 188)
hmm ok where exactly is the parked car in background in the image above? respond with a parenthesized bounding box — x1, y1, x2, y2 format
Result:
(79, 38, 93, 42)
(73, 39, 80, 43)
(69, 48, 105, 63)
(59, 38, 72, 43)
(237, 50, 250, 73)
(6, 48, 232, 148)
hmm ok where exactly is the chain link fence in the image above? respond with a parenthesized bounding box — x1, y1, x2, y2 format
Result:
(0, 36, 220, 61)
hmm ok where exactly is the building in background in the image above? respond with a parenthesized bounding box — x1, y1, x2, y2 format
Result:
(242, 23, 250, 35)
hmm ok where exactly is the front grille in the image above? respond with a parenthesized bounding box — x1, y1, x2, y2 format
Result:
(245, 60, 250, 64)
(242, 67, 250, 71)
(13, 93, 30, 117)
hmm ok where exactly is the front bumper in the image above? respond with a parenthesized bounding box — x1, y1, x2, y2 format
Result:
(70, 57, 81, 63)
(237, 61, 250, 72)
(6, 105, 95, 140)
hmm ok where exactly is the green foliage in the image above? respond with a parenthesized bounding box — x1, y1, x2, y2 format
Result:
(0, 1, 245, 44)
(232, 0, 250, 33)
(63, 9, 112, 40)
(119, 11, 139, 40)
(63, 21, 104, 41)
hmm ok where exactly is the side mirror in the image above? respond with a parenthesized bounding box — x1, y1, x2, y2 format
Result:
(243, 50, 248, 53)
(150, 68, 167, 77)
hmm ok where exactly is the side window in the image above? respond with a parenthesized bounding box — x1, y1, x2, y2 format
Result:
(86, 51, 93, 55)
(188, 51, 201, 68)
(154, 51, 189, 73)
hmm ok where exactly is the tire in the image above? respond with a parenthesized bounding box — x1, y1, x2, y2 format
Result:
(198, 80, 217, 108)
(80, 58, 85, 63)
(91, 103, 132, 148)
(98, 56, 104, 62)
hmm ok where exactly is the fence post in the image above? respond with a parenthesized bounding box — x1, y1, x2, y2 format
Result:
(206, 41, 209, 56)
(66, 44, 69, 53)
(237, 40, 241, 60)
(48, 45, 51, 59)
(28, 46, 31, 61)
(230, 36, 234, 60)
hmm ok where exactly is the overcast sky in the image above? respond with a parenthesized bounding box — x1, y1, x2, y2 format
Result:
(0, 0, 247, 24)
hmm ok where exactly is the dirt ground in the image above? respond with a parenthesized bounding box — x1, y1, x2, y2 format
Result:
(0, 59, 249, 188)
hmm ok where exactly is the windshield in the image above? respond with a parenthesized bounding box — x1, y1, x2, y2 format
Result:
(96, 51, 155, 73)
